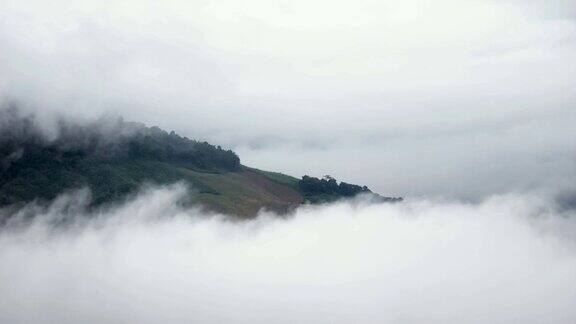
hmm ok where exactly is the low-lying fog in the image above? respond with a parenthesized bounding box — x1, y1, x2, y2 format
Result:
(1, 0, 575, 322)
(1, 185, 575, 324)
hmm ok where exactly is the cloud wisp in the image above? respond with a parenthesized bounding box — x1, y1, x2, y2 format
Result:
(1, 185, 575, 324)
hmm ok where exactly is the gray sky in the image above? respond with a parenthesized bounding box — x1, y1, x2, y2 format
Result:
(1, 0, 575, 199)
(1, 3, 576, 322)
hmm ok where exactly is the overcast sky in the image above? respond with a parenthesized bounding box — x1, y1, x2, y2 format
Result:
(1, 3, 576, 323)
(1, 0, 575, 199)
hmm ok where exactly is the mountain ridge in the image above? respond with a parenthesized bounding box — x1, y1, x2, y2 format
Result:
(0, 107, 402, 218)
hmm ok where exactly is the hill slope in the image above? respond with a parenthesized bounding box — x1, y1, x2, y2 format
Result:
(0, 108, 401, 217)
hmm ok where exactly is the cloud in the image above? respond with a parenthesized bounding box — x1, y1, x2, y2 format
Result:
(1, 185, 575, 323)
(0, 0, 575, 199)
(1, 2, 574, 322)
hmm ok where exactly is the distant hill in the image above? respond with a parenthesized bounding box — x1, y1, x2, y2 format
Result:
(0, 107, 401, 218)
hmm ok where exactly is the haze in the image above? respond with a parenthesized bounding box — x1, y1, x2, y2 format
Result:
(1, 0, 575, 199)
(1, 1, 576, 323)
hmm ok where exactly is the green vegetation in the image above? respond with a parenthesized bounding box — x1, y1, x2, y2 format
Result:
(245, 167, 300, 189)
(299, 175, 403, 204)
(0, 108, 401, 217)
(0, 110, 238, 207)
(123, 127, 240, 172)
(181, 168, 302, 216)
(0, 158, 217, 207)
(299, 175, 369, 203)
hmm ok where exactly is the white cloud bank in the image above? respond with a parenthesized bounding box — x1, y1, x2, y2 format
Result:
(1, 185, 575, 324)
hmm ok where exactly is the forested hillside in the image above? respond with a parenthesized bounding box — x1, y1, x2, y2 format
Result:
(0, 107, 401, 217)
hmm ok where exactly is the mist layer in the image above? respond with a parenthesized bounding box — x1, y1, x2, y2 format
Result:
(1, 185, 575, 324)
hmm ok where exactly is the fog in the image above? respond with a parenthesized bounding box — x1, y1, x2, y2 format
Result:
(1, 0, 575, 199)
(0, 185, 575, 323)
(1, 1, 575, 321)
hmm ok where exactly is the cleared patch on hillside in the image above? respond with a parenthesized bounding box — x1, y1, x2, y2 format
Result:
(181, 168, 302, 217)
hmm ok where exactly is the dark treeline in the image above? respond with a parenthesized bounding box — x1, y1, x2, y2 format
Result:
(299, 175, 371, 197)
(0, 106, 240, 173)
(0, 106, 239, 207)
(298, 175, 402, 203)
